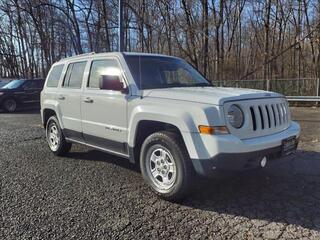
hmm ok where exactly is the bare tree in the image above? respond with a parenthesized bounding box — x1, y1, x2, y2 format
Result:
(0, 0, 319, 84)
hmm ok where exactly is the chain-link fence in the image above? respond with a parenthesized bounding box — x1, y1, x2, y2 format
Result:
(213, 78, 320, 101)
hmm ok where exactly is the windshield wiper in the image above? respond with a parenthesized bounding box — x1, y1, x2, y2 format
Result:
(143, 82, 212, 90)
(165, 83, 189, 88)
(185, 83, 212, 87)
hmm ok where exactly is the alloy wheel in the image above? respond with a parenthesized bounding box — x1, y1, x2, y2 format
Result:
(146, 147, 177, 191)
(47, 122, 60, 151)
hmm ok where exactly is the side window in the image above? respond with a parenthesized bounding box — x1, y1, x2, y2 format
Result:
(88, 59, 121, 89)
(63, 61, 87, 88)
(35, 80, 45, 89)
(46, 65, 64, 88)
(23, 81, 37, 90)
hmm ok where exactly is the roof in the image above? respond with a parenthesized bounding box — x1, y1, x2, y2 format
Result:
(57, 52, 177, 64)
(122, 52, 175, 58)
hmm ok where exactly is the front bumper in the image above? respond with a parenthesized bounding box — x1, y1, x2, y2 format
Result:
(189, 121, 300, 177)
(191, 141, 298, 177)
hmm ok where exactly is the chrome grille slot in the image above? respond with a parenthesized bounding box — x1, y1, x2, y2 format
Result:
(271, 104, 277, 127)
(267, 104, 275, 128)
(274, 104, 281, 126)
(258, 106, 264, 129)
(265, 105, 271, 128)
(261, 105, 269, 129)
(282, 103, 287, 123)
(250, 107, 256, 131)
(253, 106, 262, 130)
(226, 98, 290, 139)
(277, 103, 282, 125)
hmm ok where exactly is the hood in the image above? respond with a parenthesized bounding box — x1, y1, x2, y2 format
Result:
(0, 88, 13, 92)
(143, 87, 284, 105)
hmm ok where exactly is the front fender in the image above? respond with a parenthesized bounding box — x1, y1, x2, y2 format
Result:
(128, 105, 197, 146)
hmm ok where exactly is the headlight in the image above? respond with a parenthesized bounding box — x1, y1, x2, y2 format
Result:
(227, 105, 244, 128)
(0, 92, 4, 96)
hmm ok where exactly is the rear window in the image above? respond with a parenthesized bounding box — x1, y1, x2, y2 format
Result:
(46, 65, 64, 87)
(63, 61, 87, 88)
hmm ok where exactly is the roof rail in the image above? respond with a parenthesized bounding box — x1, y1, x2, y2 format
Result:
(59, 52, 95, 62)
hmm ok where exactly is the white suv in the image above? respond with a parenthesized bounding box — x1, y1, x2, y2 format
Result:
(41, 52, 300, 200)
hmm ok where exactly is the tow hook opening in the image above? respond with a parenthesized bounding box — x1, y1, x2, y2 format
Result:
(260, 156, 267, 168)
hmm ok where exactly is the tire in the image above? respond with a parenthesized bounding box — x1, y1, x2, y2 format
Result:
(140, 131, 194, 201)
(46, 115, 72, 156)
(2, 98, 17, 112)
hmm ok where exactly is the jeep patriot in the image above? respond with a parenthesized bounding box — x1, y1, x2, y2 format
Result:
(41, 52, 300, 200)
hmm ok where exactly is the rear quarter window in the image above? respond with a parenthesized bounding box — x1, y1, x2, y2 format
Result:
(46, 65, 64, 87)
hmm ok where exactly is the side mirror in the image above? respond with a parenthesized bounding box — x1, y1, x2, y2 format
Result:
(99, 75, 127, 93)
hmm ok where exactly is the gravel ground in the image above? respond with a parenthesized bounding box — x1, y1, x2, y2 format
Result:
(0, 107, 320, 239)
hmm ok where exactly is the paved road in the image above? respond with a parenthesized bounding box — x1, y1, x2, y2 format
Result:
(0, 108, 320, 239)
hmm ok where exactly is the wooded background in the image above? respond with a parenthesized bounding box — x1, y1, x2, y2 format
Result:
(1, 0, 320, 82)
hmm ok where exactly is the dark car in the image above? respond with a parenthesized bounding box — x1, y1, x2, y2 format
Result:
(0, 79, 45, 112)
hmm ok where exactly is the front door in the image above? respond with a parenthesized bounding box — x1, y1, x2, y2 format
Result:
(81, 58, 128, 155)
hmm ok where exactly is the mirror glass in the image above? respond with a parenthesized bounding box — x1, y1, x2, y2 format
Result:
(99, 75, 125, 91)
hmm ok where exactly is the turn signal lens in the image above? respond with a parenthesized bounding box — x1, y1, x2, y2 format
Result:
(198, 126, 229, 135)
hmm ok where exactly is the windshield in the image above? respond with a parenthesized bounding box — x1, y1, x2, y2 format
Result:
(124, 55, 211, 90)
(1, 80, 25, 89)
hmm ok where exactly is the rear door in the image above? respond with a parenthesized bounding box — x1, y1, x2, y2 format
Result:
(81, 58, 128, 155)
(33, 80, 45, 102)
(22, 80, 44, 106)
(57, 61, 87, 141)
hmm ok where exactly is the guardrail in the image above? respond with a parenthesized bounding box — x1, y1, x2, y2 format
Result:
(213, 78, 320, 102)
(286, 96, 320, 102)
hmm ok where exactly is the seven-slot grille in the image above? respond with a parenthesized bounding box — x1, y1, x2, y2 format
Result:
(249, 102, 289, 131)
(224, 98, 291, 139)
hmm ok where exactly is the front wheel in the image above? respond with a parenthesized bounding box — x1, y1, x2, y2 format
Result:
(2, 98, 17, 112)
(140, 131, 194, 201)
(46, 116, 72, 156)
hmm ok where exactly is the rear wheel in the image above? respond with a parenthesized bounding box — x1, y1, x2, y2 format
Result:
(46, 115, 71, 156)
(140, 131, 194, 201)
(2, 98, 17, 112)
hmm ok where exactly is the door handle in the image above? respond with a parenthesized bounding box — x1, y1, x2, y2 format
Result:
(84, 97, 93, 103)
(58, 95, 65, 100)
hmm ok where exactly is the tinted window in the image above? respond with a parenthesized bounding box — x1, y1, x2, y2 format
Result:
(35, 80, 45, 89)
(88, 59, 121, 89)
(46, 65, 64, 87)
(63, 62, 87, 88)
(23, 81, 38, 89)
